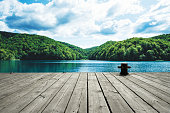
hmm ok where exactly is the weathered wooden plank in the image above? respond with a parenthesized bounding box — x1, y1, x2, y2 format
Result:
(41, 73, 80, 113)
(138, 73, 170, 84)
(96, 73, 133, 113)
(88, 73, 110, 113)
(137, 73, 170, 83)
(0, 73, 38, 87)
(0, 73, 18, 80)
(0, 73, 44, 92)
(125, 75, 170, 104)
(0, 73, 42, 83)
(151, 72, 170, 77)
(0, 73, 47, 99)
(0, 73, 59, 110)
(113, 74, 170, 113)
(0, 73, 66, 113)
(142, 72, 170, 77)
(164, 72, 170, 75)
(106, 73, 157, 113)
(0, 73, 42, 95)
(65, 72, 87, 113)
(18, 73, 72, 113)
(135, 73, 170, 88)
(0, 73, 39, 81)
(0, 73, 42, 88)
(143, 72, 170, 81)
(132, 74, 170, 95)
(0, 72, 169, 113)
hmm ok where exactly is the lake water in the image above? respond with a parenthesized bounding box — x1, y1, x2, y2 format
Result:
(0, 60, 170, 73)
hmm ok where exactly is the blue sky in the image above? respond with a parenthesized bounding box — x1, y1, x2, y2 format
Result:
(0, 0, 170, 48)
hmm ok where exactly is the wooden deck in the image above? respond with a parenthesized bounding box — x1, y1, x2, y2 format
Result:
(0, 72, 170, 113)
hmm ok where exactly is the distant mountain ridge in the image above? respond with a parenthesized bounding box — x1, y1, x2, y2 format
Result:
(0, 31, 169, 61)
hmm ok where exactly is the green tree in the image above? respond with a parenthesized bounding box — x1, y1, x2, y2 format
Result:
(0, 49, 15, 60)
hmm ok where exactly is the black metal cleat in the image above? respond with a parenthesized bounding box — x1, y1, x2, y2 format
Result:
(118, 63, 131, 75)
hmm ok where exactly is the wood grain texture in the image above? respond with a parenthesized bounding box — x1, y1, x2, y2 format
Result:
(125, 74, 170, 104)
(131, 74, 170, 95)
(65, 72, 87, 113)
(0, 73, 47, 99)
(108, 73, 157, 113)
(0, 73, 64, 113)
(134, 73, 170, 88)
(42, 73, 80, 113)
(114, 74, 170, 113)
(19, 73, 71, 113)
(96, 73, 133, 113)
(0, 72, 170, 113)
(0, 73, 58, 110)
(88, 73, 110, 113)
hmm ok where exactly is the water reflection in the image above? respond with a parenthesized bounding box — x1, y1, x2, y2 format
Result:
(0, 60, 169, 72)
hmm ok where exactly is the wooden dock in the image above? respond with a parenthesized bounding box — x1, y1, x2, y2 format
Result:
(0, 72, 170, 113)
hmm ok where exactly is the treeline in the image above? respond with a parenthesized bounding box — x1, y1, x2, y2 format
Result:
(0, 31, 169, 61)
(0, 31, 84, 60)
(88, 34, 170, 61)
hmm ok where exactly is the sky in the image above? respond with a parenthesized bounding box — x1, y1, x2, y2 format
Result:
(0, 0, 170, 48)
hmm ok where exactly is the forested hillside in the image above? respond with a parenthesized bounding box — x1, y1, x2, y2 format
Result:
(0, 31, 169, 61)
(152, 34, 170, 41)
(0, 31, 84, 60)
(59, 41, 88, 59)
(88, 34, 170, 61)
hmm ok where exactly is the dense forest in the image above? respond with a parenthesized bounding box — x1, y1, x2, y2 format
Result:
(88, 34, 170, 61)
(0, 31, 85, 60)
(0, 31, 169, 61)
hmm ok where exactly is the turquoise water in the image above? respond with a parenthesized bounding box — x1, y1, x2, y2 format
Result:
(0, 60, 170, 73)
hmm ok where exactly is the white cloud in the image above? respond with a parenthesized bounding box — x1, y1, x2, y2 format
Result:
(0, 21, 13, 32)
(107, 0, 143, 18)
(134, 0, 170, 34)
(0, 0, 169, 48)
